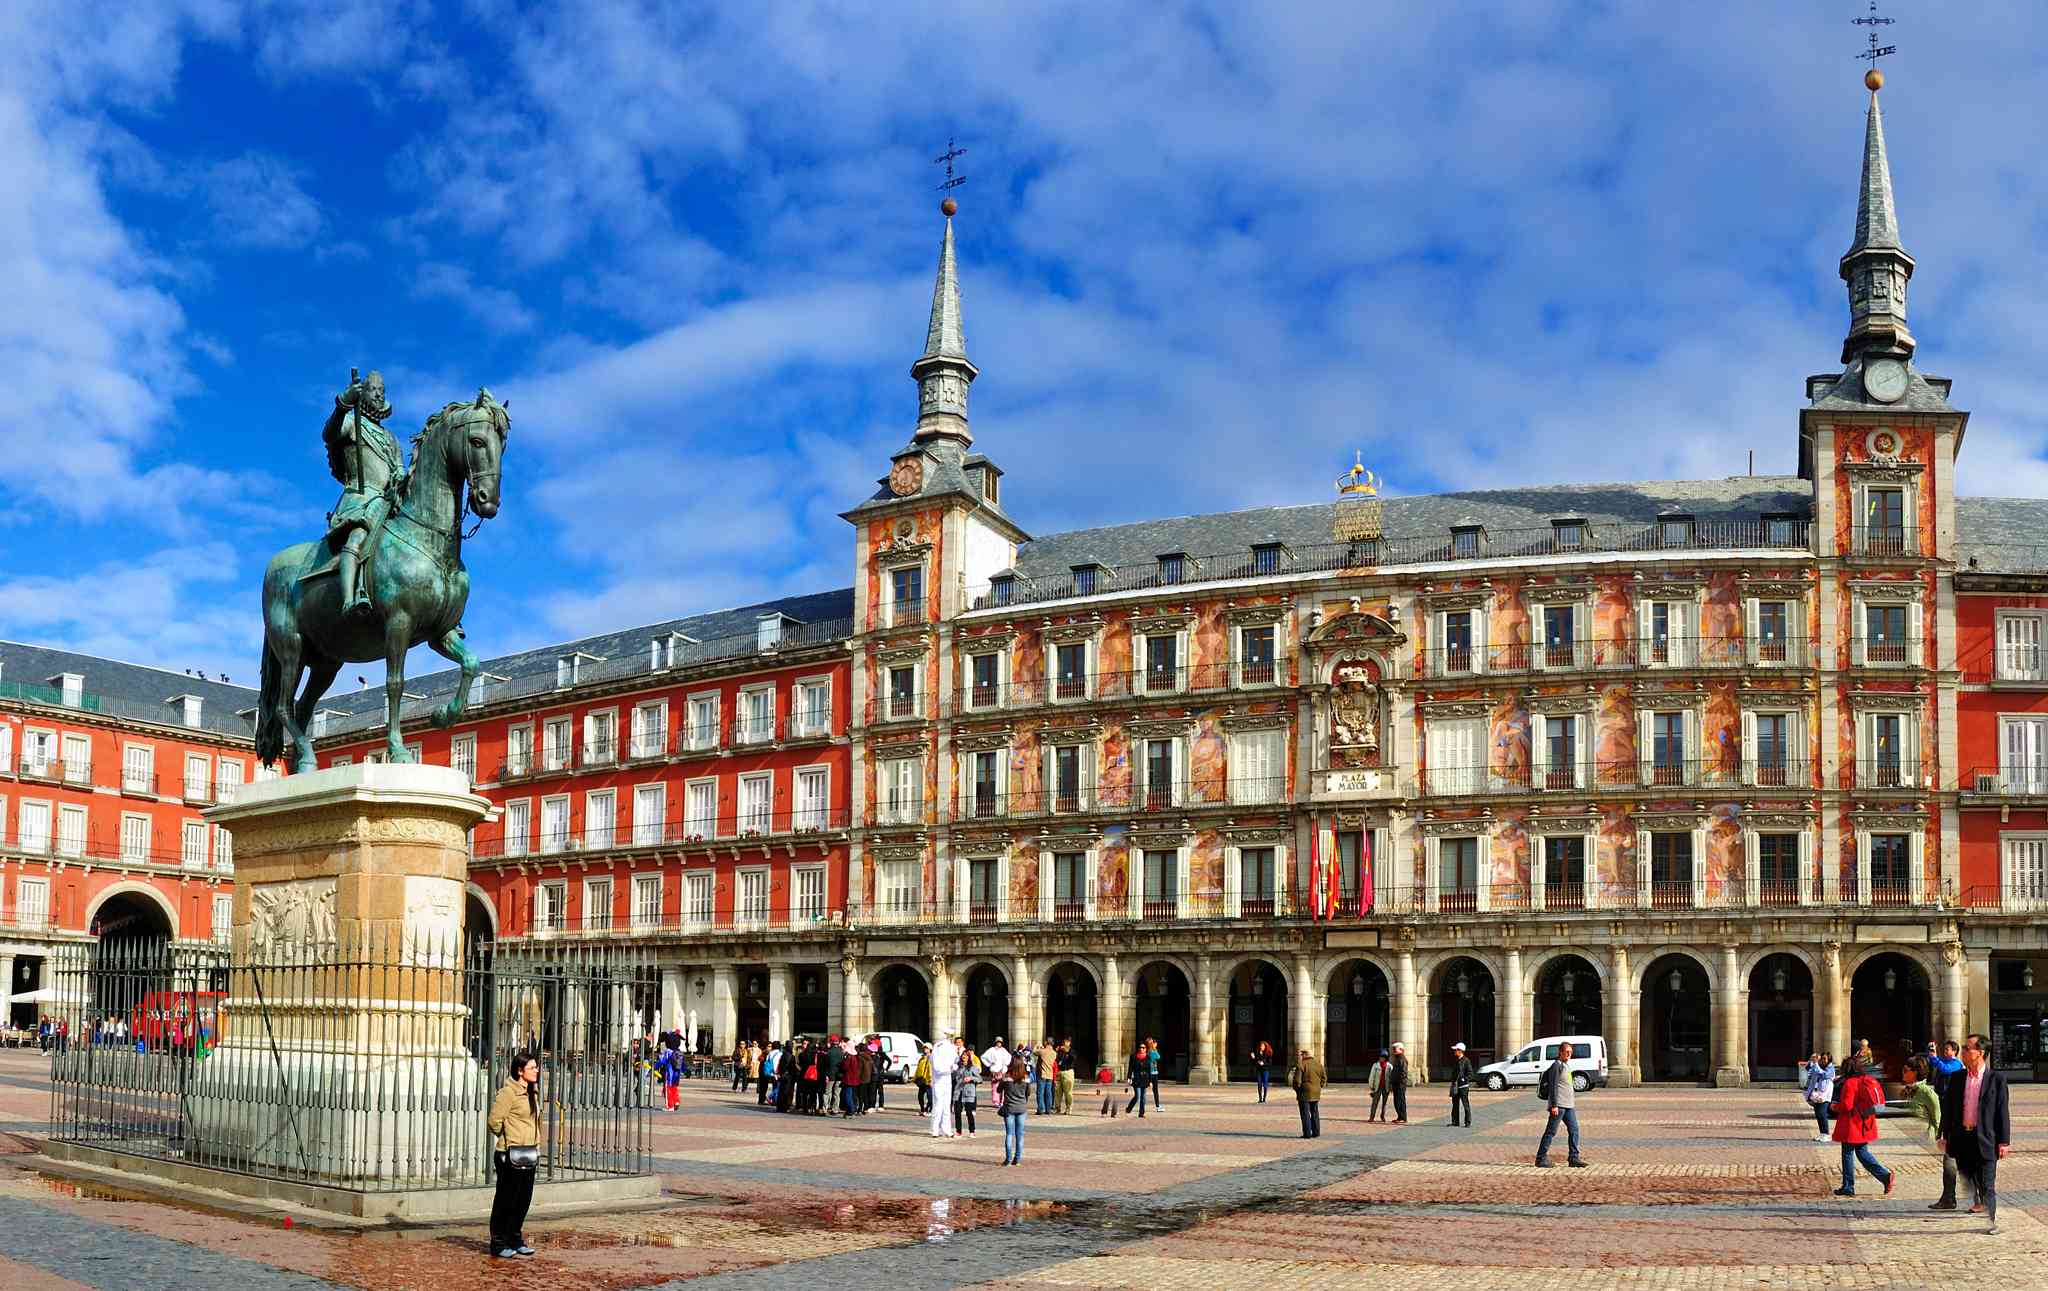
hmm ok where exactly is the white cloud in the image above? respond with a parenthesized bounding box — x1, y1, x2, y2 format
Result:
(413, 262, 538, 334)
(203, 153, 323, 248)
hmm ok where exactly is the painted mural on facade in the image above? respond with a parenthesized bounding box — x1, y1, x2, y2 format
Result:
(1596, 805, 1634, 889)
(1493, 808, 1530, 893)
(1706, 803, 1743, 895)
(1190, 711, 1227, 803)
(1595, 684, 1635, 787)
(1189, 830, 1225, 910)
(1098, 825, 1130, 910)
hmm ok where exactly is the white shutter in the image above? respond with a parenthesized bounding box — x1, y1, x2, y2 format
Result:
(1853, 600, 1869, 665)
(1423, 835, 1441, 913)
(1637, 599, 1655, 666)
(1573, 603, 1589, 668)
(1903, 712, 1921, 788)
(1637, 710, 1653, 786)
(1909, 601, 1925, 666)
(1682, 709, 1699, 785)
(1741, 710, 1757, 786)
(1472, 606, 1489, 675)
(1635, 830, 1652, 908)
(1692, 825, 1708, 907)
(1744, 830, 1761, 906)
(1177, 847, 1191, 918)
(1530, 714, 1550, 790)
(1745, 598, 1761, 665)
(1576, 714, 1591, 790)
(1799, 827, 1816, 906)
(1475, 832, 1494, 911)
(1902, 484, 1918, 555)
(1791, 707, 1808, 786)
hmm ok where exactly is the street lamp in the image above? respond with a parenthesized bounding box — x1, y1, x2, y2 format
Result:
(1772, 964, 1789, 994)
(1351, 973, 1366, 996)
(1668, 968, 1682, 994)
(1560, 970, 1576, 998)
(1252, 975, 1265, 998)
(1884, 967, 1898, 992)
(1456, 971, 1472, 998)
(2026, 965, 2037, 991)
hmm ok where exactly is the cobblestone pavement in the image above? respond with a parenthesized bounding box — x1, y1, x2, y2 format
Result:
(2, 1049, 2043, 1288)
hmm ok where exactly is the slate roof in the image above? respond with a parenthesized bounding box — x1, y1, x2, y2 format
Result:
(1956, 497, 2048, 574)
(0, 639, 259, 740)
(1002, 475, 1817, 584)
(321, 588, 855, 736)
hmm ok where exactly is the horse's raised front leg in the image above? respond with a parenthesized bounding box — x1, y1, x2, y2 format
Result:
(427, 626, 480, 731)
(383, 615, 415, 762)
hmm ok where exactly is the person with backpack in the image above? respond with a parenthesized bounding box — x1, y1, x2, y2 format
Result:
(1533, 1040, 1588, 1168)
(1830, 1054, 1894, 1198)
(1804, 1051, 1836, 1141)
(657, 1044, 683, 1112)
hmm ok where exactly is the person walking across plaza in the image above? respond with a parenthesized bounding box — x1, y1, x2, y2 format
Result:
(486, 1052, 542, 1258)
(1829, 1055, 1893, 1198)
(1366, 1049, 1392, 1122)
(954, 1046, 981, 1137)
(730, 1040, 750, 1092)
(1899, 1054, 1955, 1208)
(928, 1033, 959, 1138)
(996, 1057, 1031, 1165)
(657, 1043, 683, 1112)
(1251, 1040, 1274, 1103)
(1938, 1033, 2012, 1233)
(1290, 1046, 1325, 1139)
(1931, 1040, 1963, 1095)
(1389, 1043, 1411, 1124)
(1146, 1038, 1163, 1110)
(1804, 1051, 1836, 1142)
(1054, 1039, 1076, 1113)
(1534, 1041, 1588, 1168)
(1035, 1038, 1059, 1114)
(1124, 1041, 1151, 1118)
(1448, 1042, 1474, 1127)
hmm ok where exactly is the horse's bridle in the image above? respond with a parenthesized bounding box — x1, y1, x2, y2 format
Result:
(399, 417, 499, 542)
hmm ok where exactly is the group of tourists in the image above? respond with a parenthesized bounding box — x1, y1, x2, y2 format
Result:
(1807, 1034, 2011, 1233)
(725, 1035, 896, 1116)
(917, 1035, 1071, 1166)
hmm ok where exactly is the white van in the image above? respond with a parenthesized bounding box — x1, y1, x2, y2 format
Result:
(1476, 1035, 1608, 1092)
(871, 1031, 923, 1082)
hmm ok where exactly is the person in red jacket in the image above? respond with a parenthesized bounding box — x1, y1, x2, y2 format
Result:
(1830, 1055, 1895, 1198)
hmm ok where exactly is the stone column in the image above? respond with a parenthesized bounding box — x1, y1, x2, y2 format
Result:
(1714, 944, 1747, 1086)
(825, 958, 844, 1037)
(1394, 949, 1420, 1083)
(767, 964, 792, 1041)
(1013, 954, 1035, 1045)
(1820, 943, 1848, 1061)
(660, 967, 684, 1035)
(1293, 956, 1316, 1062)
(841, 957, 869, 1038)
(1502, 947, 1526, 1057)
(714, 966, 739, 1051)
(1967, 949, 1993, 1043)
(1606, 945, 1636, 1085)
(0, 953, 14, 1029)
(190, 763, 490, 1186)
(931, 958, 955, 1040)
(1099, 953, 1124, 1067)
(1191, 954, 1219, 1083)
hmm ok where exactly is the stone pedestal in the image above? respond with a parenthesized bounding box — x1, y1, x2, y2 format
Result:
(188, 764, 491, 1187)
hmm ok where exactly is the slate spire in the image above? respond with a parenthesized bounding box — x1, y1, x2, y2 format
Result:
(912, 201, 978, 444)
(1839, 73, 1916, 364)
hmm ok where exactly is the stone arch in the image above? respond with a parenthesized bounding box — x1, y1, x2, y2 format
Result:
(1034, 955, 1103, 995)
(465, 882, 500, 936)
(1322, 954, 1395, 1079)
(1218, 956, 1292, 1082)
(1738, 942, 1819, 981)
(1126, 957, 1196, 1082)
(961, 961, 1013, 1049)
(868, 961, 933, 1040)
(1427, 951, 1501, 1069)
(1639, 950, 1715, 1082)
(1843, 942, 1938, 982)
(85, 882, 179, 940)
(1040, 958, 1102, 1073)
(1122, 953, 1200, 999)
(1847, 947, 1936, 1079)
(1632, 946, 1719, 994)
(1527, 951, 1605, 1041)
(1420, 947, 1506, 993)
(864, 959, 933, 1004)
(1747, 948, 1819, 1081)
(1524, 949, 1607, 993)
(1309, 948, 1398, 990)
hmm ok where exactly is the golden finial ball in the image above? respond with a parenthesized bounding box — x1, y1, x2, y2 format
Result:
(1865, 68, 1884, 92)
(940, 198, 958, 217)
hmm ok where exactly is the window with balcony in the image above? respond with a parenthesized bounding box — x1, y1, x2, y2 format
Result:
(1143, 739, 1176, 810)
(1440, 609, 1476, 674)
(583, 878, 613, 931)
(633, 783, 664, 845)
(584, 710, 617, 765)
(1751, 599, 1794, 664)
(1054, 642, 1088, 701)
(686, 696, 718, 750)
(2003, 715, 2048, 794)
(738, 869, 769, 926)
(795, 681, 830, 736)
(1439, 837, 1478, 911)
(182, 819, 207, 868)
(881, 860, 917, 920)
(22, 730, 53, 777)
(586, 789, 615, 850)
(2000, 836, 2048, 909)
(795, 767, 829, 831)
(738, 687, 774, 743)
(1230, 729, 1283, 803)
(1860, 710, 1914, 788)
(505, 725, 533, 776)
(1869, 833, 1911, 903)
(216, 759, 244, 802)
(120, 814, 149, 863)
(889, 565, 924, 623)
(1650, 712, 1688, 785)
(1540, 604, 1580, 669)
(1999, 611, 2045, 681)
(1246, 543, 1280, 575)
(1142, 849, 1178, 918)
(738, 773, 772, 835)
(990, 575, 1015, 606)
(213, 824, 232, 871)
(17, 801, 49, 854)
(60, 733, 89, 783)
(542, 718, 571, 771)
(1053, 852, 1087, 920)
(1533, 713, 1584, 790)
(1072, 564, 1100, 596)
(684, 780, 716, 839)
(968, 857, 999, 922)
(1649, 832, 1692, 906)
(1864, 603, 1910, 666)
(1157, 552, 1186, 585)
(1239, 847, 1276, 916)
(1863, 486, 1906, 555)
(1658, 514, 1695, 547)
(1051, 744, 1085, 813)
(1450, 526, 1481, 558)
(631, 702, 667, 758)
(16, 878, 48, 930)
(1751, 712, 1792, 786)
(212, 894, 233, 944)
(685, 872, 713, 927)
(881, 757, 921, 825)
(540, 795, 571, 853)
(55, 805, 84, 858)
(122, 744, 153, 794)
(184, 753, 210, 801)
(969, 751, 1000, 819)
(1336, 832, 1364, 910)
(1426, 718, 1484, 795)
(1542, 836, 1585, 909)
(451, 734, 476, 781)
(1758, 833, 1800, 905)
(536, 881, 565, 932)
(1643, 598, 1697, 667)
(1552, 519, 1585, 551)
(967, 652, 1001, 710)
(633, 875, 662, 928)
(794, 866, 826, 923)
(887, 666, 918, 720)
(1237, 624, 1276, 685)
(1144, 633, 1182, 693)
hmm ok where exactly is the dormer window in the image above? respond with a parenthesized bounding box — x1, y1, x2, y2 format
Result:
(1764, 513, 1801, 547)
(757, 613, 790, 651)
(980, 466, 999, 503)
(52, 673, 83, 707)
(178, 695, 202, 728)
(990, 575, 1016, 607)
(1551, 519, 1585, 551)
(1450, 526, 1482, 559)
(1157, 552, 1187, 585)
(1658, 513, 1695, 547)
(1072, 564, 1101, 596)
(1251, 543, 1283, 576)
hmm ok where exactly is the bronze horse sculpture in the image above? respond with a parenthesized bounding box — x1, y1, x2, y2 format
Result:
(257, 390, 509, 772)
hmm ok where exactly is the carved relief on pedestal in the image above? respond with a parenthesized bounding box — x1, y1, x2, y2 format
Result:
(247, 879, 338, 961)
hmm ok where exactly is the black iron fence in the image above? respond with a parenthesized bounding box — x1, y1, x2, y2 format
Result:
(46, 933, 653, 1192)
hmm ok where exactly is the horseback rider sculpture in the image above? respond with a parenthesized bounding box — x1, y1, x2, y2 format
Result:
(321, 369, 405, 618)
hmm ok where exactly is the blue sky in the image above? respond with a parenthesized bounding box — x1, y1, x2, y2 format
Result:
(6, 1, 2048, 686)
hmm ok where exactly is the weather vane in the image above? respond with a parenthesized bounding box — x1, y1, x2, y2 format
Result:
(934, 136, 966, 215)
(1854, 1, 1896, 76)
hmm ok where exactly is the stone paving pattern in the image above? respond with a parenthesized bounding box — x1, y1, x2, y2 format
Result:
(1, 1050, 2043, 1288)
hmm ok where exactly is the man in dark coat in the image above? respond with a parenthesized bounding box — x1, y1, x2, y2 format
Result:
(1390, 1042, 1411, 1124)
(1447, 1042, 1474, 1127)
(1938, 1033, 2012, 1234)
(1290, 1047, 1326, 1139)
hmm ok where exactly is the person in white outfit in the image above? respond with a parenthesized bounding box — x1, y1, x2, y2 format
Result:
(929, 1035, 959, 1138)
(980, 1037, 1011, 1076)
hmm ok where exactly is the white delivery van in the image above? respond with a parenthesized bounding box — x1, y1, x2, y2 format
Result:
(1476, 1035, 1608, 1092)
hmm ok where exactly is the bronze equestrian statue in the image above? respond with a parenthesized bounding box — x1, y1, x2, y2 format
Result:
(256, 372, 510, 773)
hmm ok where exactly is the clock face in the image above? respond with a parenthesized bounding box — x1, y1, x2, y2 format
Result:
(889, 457, 923, 497)
(1863, 358, 1909, 404)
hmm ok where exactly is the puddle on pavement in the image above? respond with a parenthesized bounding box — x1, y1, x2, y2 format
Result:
(542, 1195, 1075, 1249)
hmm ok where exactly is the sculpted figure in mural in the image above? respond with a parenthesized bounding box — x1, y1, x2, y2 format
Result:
(1329, 662, 1381, 768)
(249, 882, 337, 958)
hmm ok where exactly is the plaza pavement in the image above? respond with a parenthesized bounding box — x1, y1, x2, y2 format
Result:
(0, 1048, 2041, 1288)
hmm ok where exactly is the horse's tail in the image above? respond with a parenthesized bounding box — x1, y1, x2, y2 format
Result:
(255, 639, 284, 768)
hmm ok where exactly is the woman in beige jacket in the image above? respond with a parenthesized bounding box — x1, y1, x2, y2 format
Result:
(487, 1052, 542, 1258)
